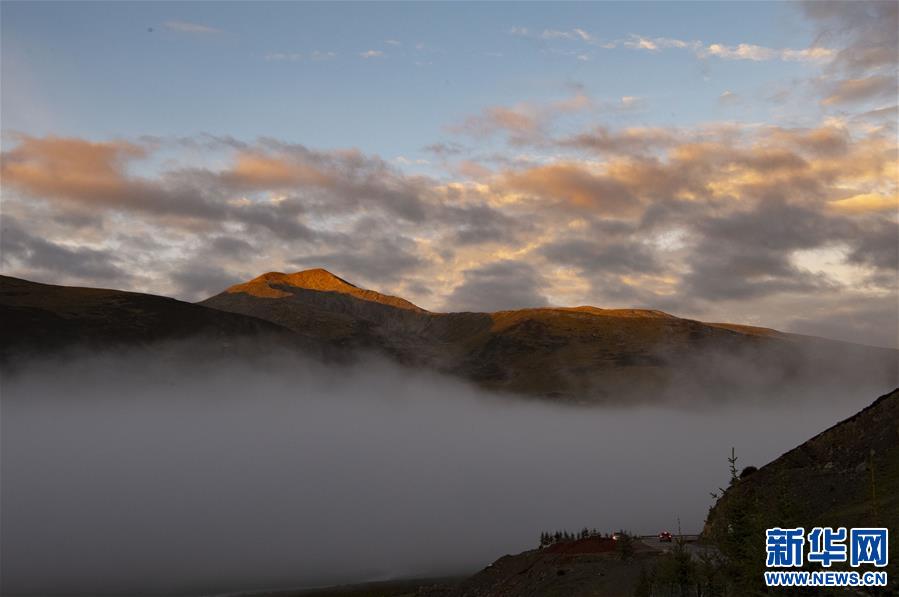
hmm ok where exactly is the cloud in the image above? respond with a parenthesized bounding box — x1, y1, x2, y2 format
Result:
(540, 28, 594, 43)
(1, 135, 146, 200)
(360, 50, 384, 59)
(540, 238, 660, 276)
(423, 142, 465, 157)
(846, 219, 899, 272)
(801, 0, 898, 75)
(1, 216, 130, 287)
(553, 89, 592, 112)
(442, 204, 529, 247)
(207, 236, 257, 258)
(781, 47, 837, 62)
(619, 96, 644, 109)
(264, 53, 303, 62)
(394, 156, 430, 166)
(821, 76, 897, 105)
(700, 43, 834, 62)
(448, 89, 593, 145)
(0, 135, 225, 219)
(718, 90, 740, 105)
(2, 116, 895, 346)
(801, 1, 898, 106)
(449, 105, 545, 145)
(290, 230, 424, 285)
(499, 163, 641, 215)
(622, 35, 697, 52)
(559, 125, 677, 156)
(828, 193, 897, 214)
(442, 260, 549, 312)
(514, 27, 835, 64)
(164, 20, 222, 34)
(2, 137, 432, 227)
(680, 201, 847, 301)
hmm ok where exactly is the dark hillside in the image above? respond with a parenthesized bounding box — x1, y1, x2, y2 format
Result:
(704, 388, 899, 593)
(0, 275, 314, 364)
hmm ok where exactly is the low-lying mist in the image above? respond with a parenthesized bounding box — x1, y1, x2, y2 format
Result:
(1, 346, 892, 596)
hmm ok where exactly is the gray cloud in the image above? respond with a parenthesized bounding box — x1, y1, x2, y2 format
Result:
(801, 1, 898, 106)
(847, 218, 899, 271)
(423, 141, 465, 157)
(1, 216, 130, 287)
(680, 202, 847, 301)
(559, 126, 677, 156)
(442, 204, 528, 247)
(442, 260, 549, 312)
(230, 198, 318, 241)
(540, 238, 660, 275)
(822, 75, 897, 106)
(683, 247, 836, 301)
(801, 0, 898, 75)
(291, 228, 423, 286)
(207, 236, 257, 258)
(695, 200, 852, 252)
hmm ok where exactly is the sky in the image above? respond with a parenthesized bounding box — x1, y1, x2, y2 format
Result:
(1, 1, 897, 347)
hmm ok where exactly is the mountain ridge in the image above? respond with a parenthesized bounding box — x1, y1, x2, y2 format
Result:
(219, 268, 699, 320)
(0, 274, 314, 363)
(224, 268, 426, 312)
(3, 271, 897, 403)
(200, 269, 898, 402)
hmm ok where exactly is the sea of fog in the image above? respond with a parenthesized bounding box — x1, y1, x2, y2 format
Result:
(1, 349, 893, 596)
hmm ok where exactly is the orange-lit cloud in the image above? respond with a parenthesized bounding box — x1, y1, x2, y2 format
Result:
(1, 135, 146, 204)
(225, 153, 332, 189)
(828, 193, 898, 214)
(821, 76, 897, 105)
(498, 163, 639, 214)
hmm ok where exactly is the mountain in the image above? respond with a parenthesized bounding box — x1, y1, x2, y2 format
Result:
(2, 270, 896, 402)
(199, 269, 440, 350)
(698, 387, 899, 593)
(704, 387, 899, 584)
(706, 387, 899, 532)
(200, 269, 899, 403)
(226, 269, 425, 311)
(0, 275, 313, 364)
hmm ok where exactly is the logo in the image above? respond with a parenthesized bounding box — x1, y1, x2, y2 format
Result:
(764, 527, 888, 588)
